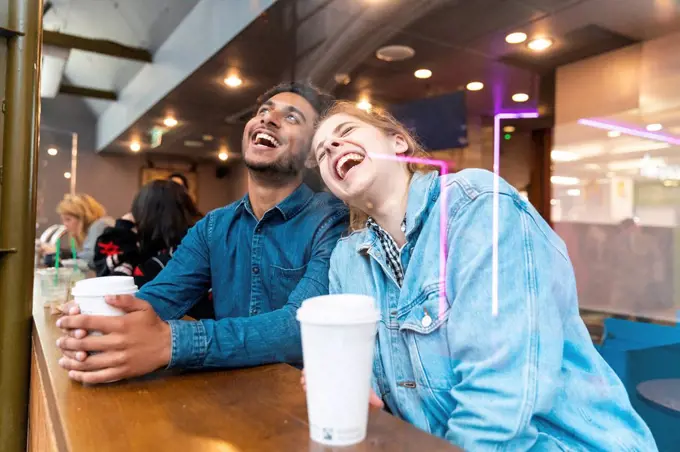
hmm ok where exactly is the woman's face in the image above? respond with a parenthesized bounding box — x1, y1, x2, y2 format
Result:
(60, 214, 81, 236)
(312, 113, 408, 203)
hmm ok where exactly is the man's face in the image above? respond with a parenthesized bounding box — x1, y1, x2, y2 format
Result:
(242, 92, 317, 179)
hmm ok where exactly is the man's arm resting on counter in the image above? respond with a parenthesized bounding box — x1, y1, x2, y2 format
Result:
(167, 211, 347, 369)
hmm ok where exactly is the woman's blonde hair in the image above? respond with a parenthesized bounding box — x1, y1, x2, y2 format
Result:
(56, 194, 106, 245)
(316, 101, 435, 231)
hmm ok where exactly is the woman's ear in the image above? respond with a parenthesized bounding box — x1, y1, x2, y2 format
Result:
(392, 133, 409, 155)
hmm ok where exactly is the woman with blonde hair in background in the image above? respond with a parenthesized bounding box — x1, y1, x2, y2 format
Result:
(307, 101, 656, 451)
(42, 193, 113, 270)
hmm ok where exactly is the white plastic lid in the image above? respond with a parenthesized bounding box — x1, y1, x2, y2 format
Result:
(71, 276, 138, 297)
(297, 294, 380, 325)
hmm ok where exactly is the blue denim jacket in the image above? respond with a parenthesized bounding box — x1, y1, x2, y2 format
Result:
(137, 183, 348, 369)
(329, 170, 656, 451)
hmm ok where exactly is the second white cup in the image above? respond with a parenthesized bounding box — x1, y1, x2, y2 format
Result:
(71, 276, 138, 334)
(297, 294, 380, 446)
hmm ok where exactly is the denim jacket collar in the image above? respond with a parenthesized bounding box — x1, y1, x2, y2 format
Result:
(237, 183, 315, 221)
(357, 171, 440, 254)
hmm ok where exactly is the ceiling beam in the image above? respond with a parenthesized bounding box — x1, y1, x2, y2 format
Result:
(59, 84, 118, 101)
(43, 30, 152, 62)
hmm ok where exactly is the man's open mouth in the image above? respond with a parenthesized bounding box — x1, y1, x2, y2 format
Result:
(335, 152, 365, 180)
(252, 131, 281, 149)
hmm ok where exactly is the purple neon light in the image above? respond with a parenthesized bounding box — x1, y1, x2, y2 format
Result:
(493, 111, 539, 317)
(577, 118, 680, 146)
(367, 153, 450, 318)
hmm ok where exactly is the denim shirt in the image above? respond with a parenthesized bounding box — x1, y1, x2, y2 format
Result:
(137, 183, 348, 369)
(329, 170, 656, 451)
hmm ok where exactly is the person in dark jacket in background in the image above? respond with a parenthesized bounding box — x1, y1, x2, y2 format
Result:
(94, 179, 213, 318)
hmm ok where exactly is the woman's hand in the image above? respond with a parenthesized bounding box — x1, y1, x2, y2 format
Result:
(40, 243, 56, 255)
(301, 370, 385, 409)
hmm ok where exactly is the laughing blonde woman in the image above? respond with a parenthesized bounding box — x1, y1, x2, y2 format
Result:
(308, 101, 656, 451)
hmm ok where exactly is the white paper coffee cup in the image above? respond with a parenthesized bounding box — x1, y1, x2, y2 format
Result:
(71, 276, 138, 330)
(297, 294, 380, 446)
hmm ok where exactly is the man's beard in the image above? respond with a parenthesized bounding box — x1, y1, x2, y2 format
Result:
(244, 147, 307, 183)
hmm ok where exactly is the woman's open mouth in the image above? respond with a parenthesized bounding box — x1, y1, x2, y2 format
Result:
(334, 152, 365, 180)
(251, 131, 281, 150)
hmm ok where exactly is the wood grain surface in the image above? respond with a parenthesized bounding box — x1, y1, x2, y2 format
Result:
(31, 305, 460, 451)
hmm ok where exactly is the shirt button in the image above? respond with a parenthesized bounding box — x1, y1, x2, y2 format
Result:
(255, 226, 262, 233)
(250, 307, 260, 315)
(421, 314, 432, 328)
(252, 266, 260, 274)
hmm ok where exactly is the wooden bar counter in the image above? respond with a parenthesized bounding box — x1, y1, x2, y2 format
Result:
(29, 303, 459, 451)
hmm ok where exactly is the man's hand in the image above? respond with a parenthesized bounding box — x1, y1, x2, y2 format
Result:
(301, 371, 384, 409)
(55, 295, 172, 384)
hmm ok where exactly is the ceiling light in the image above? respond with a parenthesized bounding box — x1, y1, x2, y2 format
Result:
(550, 199, 558, 206)
(334, 73, 351, 85)
(202, 135, 214, 141)
(505, 32, 527, 44)
(375, 45, 415, 62)
(503, 126, 515, 133)
(163, 116, 178, 127)
(567, 188, 581, 197)
(47, 147, 58, 156)
(224, 75, 243, 88)
(356, 97, 372, 111)
(218, 151, 229, 161)
(414, 69, 432, 79)
(130, 142, 141, 152)
(466, 81, 484, 91)
(63, 172, 71, 179)
(551, 150, 579, 162)
(527, 37, 553, 52)
(551, 176, 580, 186)
(512, 93, 529, 103)
(608, 130, 621, 138)
(646, 123, 663, 132)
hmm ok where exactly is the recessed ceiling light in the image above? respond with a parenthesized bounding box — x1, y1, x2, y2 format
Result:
(646, 123, 663, 132)
(466, 81, 484, 91)
(202, 135, 214, 141)
(512, 93, 529, 103)
(375, 45, 415, 62)
(503, 126, 515, 133)
(551, 175, 580, 186)
(551, 150, 579, 162)
(224, 75, 243, 88)
(505, 32, 527, 44)
(130, 142, 141, 152)
(414, 69, 432, 79)
(334, 73, 351, 85)
(527, 37, 553, 52)
(64, 172, 71, 179)
(607, 130, 621, 138)
(163, 116, 178, 127)
(47, 147, 58, 156)
(218, 151, 229, 161)
(567, 188, 581, 197)
(356, 97, 372, 111)
(550, 199, 559, 206)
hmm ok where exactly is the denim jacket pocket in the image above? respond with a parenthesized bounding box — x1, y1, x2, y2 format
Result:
(399, 284, 453, 390)
(270, 264, 308, 307)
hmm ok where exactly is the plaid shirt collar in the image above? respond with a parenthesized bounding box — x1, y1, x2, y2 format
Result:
(366, 216, 406, 287)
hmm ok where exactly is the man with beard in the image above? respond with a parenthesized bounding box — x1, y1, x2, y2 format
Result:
(55, 83, 348, 383)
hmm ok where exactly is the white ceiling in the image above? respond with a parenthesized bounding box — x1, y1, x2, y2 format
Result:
(43, 0, 200, 114)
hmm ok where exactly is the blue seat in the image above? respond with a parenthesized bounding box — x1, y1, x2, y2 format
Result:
(598, 318, 680, 451)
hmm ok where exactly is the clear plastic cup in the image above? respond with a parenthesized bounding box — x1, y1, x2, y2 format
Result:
(297, 294, 380, 446)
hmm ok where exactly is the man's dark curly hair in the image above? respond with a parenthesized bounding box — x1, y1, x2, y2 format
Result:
(257, 82, 334, 116)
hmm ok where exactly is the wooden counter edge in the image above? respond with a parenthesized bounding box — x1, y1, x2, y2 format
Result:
(30, 322, 69, 452)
